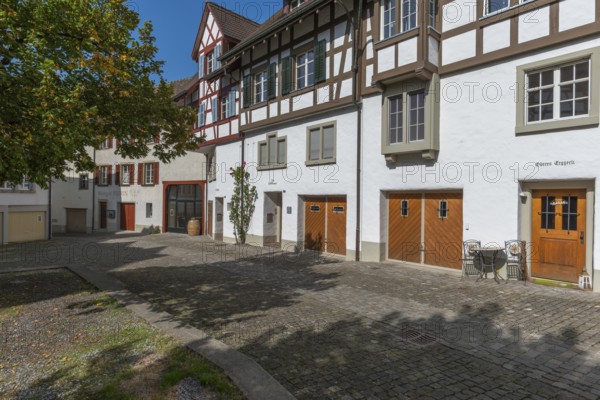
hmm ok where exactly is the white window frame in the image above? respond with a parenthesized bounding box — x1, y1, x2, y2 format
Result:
(221, 96, 229, 120)
(207, 51, 214, 74)
(144, 163, 154, 185)
(254, 70, 268, 104)
(484, 0, 531, 16)
(290, 0, 306, 10)
(121, 164, 131, 186)
(296, 50, 315, 90)
(79, 174, 89, 190)
(100, 138, 110, 149)
(146, 202, 153, 218)
(401, 0, 417, 32)
(526, 59, 591, 125)
(383, 0, 396, 39)
(99, 166, 109, 186)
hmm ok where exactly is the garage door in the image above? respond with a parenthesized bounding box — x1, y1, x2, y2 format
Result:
(66, 208, 87, 233)
(388, 192, 462, 269)
(8, 211, 46, 243)
(304, 196, 346, 256)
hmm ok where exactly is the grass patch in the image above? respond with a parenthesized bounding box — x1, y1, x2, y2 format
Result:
(532, 278, 575, 289)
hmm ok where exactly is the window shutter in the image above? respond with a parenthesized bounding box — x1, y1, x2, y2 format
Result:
(115, 165, 121, 186)
(107, 165, 112, 185)
(268, 62, 277, 100)
(243, 75, 252, 108)
(214, 44, 221, 69)
(94, 167, 99, 185)
(108, 137, 113, 149)
(199, 103, 205, 126)
(154, 162, 159, 185)
(228, 90, 236, 117)
(129, 164, 134, 185)
(281, 57, 291, 95)
(315, 39, 326, 83)
(199, 54, 205, 78)
(115, 139, 120, 148)
(138, 163, 143, 185)
(212, 97, 218, 121)
(153, 134, 160, 143)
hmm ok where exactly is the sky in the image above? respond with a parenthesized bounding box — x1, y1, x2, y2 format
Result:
(135, 0, 279, 82)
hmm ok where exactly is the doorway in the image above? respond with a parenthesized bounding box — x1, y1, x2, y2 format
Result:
(166, 184, 203, 233)
(120, 203, 135, 231)
(304, 196, 347, 256)
(264, 192, 282, 248)
(99, 202, 107, 230)
(215, 197, 224, 241)
(207, 200, 213, 237)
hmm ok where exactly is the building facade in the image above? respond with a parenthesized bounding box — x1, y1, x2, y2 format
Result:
(196, 0, 600, 290)
(0, 179, 49, 244)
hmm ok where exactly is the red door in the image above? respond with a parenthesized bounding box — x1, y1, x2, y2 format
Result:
(120, 203, 135, 231)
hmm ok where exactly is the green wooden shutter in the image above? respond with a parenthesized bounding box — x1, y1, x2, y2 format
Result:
(242, 75, 252, 108)
(281, 57, 291, 95)
(315, 39, 326, 83)
(267, 62, 277, 100)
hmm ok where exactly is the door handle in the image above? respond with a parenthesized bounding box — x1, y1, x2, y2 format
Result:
(580, 231, 585, 244)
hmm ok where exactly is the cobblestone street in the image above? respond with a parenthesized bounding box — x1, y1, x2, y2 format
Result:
(4, 233, 600, 399)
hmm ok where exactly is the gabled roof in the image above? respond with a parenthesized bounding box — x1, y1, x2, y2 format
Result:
(192, 2, 259, 60)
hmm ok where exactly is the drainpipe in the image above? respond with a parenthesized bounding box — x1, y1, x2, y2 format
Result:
(240, 134, 245, 244)
(91, 148, 96, 232)
(48, 178, 52, 240)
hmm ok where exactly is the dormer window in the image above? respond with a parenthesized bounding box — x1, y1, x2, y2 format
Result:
(290, 0, 307, 10)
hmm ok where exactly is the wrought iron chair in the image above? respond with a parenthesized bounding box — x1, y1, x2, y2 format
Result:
(462, 240, 481, 278)
(504, 240, 524, 282)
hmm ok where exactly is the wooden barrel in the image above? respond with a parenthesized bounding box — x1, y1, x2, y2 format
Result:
(187, 218, 201, 236)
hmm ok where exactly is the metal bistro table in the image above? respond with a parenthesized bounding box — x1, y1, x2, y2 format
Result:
(474, 247, 508, 284)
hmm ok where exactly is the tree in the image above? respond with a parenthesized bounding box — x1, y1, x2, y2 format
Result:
(228, 163, 257, 244)
(0, 0, 198, 187)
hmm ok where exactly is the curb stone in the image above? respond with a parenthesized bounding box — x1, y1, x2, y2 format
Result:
(67, 264, 296, 400)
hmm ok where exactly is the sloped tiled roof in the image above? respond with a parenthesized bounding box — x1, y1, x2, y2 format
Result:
(207, 2, 259, 42)
(168, 75, 197, 99)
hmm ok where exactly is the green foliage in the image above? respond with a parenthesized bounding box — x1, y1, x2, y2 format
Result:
(228, 163, 257, 244)
(0, 0, 198, 187)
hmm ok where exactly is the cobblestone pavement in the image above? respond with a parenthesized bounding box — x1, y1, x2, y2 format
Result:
(5, 233, 600, 399)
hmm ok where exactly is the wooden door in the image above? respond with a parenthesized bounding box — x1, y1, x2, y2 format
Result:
(388, 193, 422, 263)
(99, 202, 107, 229)
(326, 197, 346, 256)
(66, 209, 87, 233)
(120, 203, 135, 231)
(207, 201, 213, 237)
(532, 190, 586, 283)
(304, 197, 326, 252)
(424, 193, 463, 269)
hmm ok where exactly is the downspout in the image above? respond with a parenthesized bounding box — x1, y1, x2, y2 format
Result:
(353, 0, 364, 261)
(240, 133, 245, 243)
(48, 179, 52, 240)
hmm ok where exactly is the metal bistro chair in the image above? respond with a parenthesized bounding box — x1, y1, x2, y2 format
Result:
(505, 240, 524, 283)
(462, 240, 481, 278)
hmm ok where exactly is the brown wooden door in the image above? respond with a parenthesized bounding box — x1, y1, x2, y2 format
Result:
(99, 202, 107, 229)
(326, 197, 346, 256)
(66, 209, 87, 233)
(304, 197, 326, 252)
(388, 193, 422, 263)
(207, 201, 213, 237)
(532, 190, 586, 283)
(120, 203, 135, 231)
(424, 193, 463, 269)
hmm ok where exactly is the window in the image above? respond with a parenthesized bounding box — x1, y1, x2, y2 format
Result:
(207, 52, 214, 74)
(383, 0, 396, 39)
(198, 102, 205, 126)
(255, 70, 268, 103)
(517, 49, 599, 134)
(485, 0, 509, 15)
(382, 77, 439, 159)
(258, 133, 287, 168)
(382, 0, 417, 39)
(527, 61, 590, 123)
(428, 0, 437, 28)
(401, 200, 409, 217)
(562, 196, 578, 231)
(144, 163, 154, 185)
(79, 174, 89, 190)
(99, 166, 109, 186)
(541, 196, 556, 230)
(389, 95, 403, 144)
(221, 96, 229, 120)
(146, 203, 153, 218)
(146, 135, 157, 144)
(290, 0, 306, 10)
(438, 200, 448, 219)
(306, 123, 336, 165)
(296, 50, 315, 90)
(121, 164, 131, 185)
(100, 138, 110, 149)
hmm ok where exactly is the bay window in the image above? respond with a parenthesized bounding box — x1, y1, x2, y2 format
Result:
(381, 0, 417, 40)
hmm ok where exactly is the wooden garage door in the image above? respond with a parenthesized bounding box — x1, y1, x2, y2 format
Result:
(388, 192, 463, 269)
(424, 193, 463, 269)
(388, 193, 421, 263)
(8, 212, 46, 242)
(305, 197, 326, 252)
(326, 197, 346, 256)
(66, 209, 87, 233)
